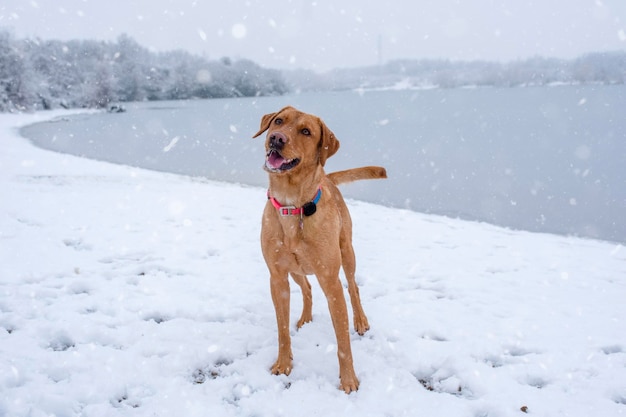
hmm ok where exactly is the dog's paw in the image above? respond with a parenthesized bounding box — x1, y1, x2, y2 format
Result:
(354, 315, 370, 336)
(270, 358, 293, 376)
(296, 314, 312, 329)
(339, 371, 360, 394)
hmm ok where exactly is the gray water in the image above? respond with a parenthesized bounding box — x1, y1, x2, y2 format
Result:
(21, 85, 626, 244)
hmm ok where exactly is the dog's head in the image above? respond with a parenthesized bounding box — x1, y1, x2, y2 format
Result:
(253, 106, 340, 174)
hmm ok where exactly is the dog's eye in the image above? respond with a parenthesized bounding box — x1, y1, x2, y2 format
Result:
(274, 118, 283, 125)
(301, 128, 311, 136)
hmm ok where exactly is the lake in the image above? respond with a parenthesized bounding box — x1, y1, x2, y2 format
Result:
(21, 85, 626, 244)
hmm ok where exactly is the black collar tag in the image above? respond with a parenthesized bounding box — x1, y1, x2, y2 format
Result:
(302, 201, 317, 217)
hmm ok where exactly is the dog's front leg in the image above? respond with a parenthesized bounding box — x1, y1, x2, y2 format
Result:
(318, 273, 360, 393)
(270, 272, 293, 375)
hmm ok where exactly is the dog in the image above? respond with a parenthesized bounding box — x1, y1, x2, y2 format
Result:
(253, 106, 386, 393)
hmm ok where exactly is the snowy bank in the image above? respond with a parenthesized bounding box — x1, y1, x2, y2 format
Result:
(1, 111, 625, 417)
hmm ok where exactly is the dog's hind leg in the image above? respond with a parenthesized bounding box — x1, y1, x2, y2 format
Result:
(291, 273, 313, 329)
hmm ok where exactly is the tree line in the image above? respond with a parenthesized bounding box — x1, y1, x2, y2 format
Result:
(284, 52, 626, 91)
(0, 31, 288, 112)
(1, 30, 625, 112)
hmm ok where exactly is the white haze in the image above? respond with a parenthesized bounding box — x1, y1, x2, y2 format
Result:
(1, 0, 626, 71)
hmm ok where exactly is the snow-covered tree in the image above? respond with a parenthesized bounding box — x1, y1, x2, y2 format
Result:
(0, 32, 37, 111)
(0, 31, 290, 111)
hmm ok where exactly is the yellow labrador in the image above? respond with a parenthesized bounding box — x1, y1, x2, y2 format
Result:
(253, 106, 386, 392)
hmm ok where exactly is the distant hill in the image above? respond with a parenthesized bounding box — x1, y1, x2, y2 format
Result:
(284, 52, 626, 92)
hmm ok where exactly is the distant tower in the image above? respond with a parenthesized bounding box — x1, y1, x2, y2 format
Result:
(377, 35, 383, 66)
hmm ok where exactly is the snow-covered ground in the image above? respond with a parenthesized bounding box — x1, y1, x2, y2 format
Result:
(1, 111, 625, 417)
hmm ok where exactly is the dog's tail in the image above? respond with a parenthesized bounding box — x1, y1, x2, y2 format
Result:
(327, 166, 387, 185)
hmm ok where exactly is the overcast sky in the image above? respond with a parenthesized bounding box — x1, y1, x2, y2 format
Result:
(2, 0, 625, 71)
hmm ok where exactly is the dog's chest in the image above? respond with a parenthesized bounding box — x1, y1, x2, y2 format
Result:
(278, 229, 316, 274)
(269, 220, 333, 276)
(262, 202, 338, 276)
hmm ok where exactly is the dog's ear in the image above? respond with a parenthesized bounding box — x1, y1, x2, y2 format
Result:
(252, 106, 294, 138)
(252, 112, 277, 138)
(318, 119, 340, 166)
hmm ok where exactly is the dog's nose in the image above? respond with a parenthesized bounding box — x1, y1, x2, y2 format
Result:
(269, 131, 288, 149)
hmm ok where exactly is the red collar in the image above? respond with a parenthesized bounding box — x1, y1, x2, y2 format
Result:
(267, 187, 322, 217)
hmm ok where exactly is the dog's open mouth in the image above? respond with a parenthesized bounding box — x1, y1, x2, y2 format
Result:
(265, 149, 300, 172)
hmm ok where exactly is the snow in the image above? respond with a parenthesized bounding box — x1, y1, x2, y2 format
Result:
(231, 24, 247, 39)
(1, 110, 625, 417)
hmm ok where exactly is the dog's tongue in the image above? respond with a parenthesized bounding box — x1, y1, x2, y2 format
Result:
(267, 151, 286, 169)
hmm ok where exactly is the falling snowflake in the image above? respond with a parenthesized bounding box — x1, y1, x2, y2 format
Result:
(163, 136, 180, 152)
(231, 23, 247, 39)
